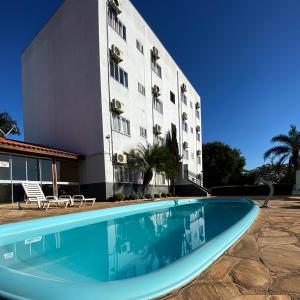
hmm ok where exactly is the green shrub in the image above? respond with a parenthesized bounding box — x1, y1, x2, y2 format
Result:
(145, 194, 152, 199)
(113, 193, 125, 201)
(129, 194, 138, 200)
(154, 193, 160, 198)
(161, 193, 167, 197)
(167, 192, 172, 197)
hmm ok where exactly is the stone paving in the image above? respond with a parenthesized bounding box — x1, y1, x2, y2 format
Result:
(0, 196, 300, 300)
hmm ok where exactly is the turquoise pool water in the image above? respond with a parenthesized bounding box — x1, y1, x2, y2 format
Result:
(0, 198, 259, 300)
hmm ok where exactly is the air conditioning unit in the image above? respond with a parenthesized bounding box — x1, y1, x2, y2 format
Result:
(151, 46, 160, 60)
(152, 85, 161, 97)
(195, 102, 200, 110)
(183, 141, 189, 149)
(154, 124, 162, 135)
(182, 112, 188, 120)
(111, 45, 123, 63)
(196, 150, 202, 156)
(115, 152, 127, 164)
(181, 83, 187, 93)
(108, 0, 121, 14)
(111, 99, 124, 114)
(196, 125, 201, 132)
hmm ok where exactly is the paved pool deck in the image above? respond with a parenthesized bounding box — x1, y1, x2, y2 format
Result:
(0, 196, 299, 300)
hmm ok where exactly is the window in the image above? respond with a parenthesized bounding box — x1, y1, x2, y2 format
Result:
(183, 122, 188, 132)
(108, 9, 127, 40)
(27, 158, 40, 181)
(136, 40, 144, 54)
(196, 132, 201, 142)
(196, 110, 200, 119)
(190, 127, 194, 133)
(156, 173, 166, 185)
(40, 159, 53, 182)
(151, 60, 162, 78)
(140, 126, 147, 138)
(115, 166, 132, 183)
(197, 156, 201, 165)
(0, 154, 10, 180)
(181, 93, 187, 105)
(11, 156, 26, 181)
(110, 58, 128, 87)
(170, 91, 175, 104)
(190, 101, 193, 109)
(138, 82, 145, 95)
(153, 97, 163, 114)
(183, 149, 189, 160)
(112, 113, 131, 136)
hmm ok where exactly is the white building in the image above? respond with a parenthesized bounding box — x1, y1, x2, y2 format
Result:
(22, 0, 205, 200)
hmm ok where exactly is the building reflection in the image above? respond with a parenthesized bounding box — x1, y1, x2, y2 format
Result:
(0, 203, 206, 281)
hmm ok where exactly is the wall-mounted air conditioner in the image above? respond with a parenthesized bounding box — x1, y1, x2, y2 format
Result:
(195, 102, 200, 110)
(111, 99, 124, 114)
(154, 124, 162, 135)
(111, 45, 123, 63)
(114, 152, 127, 164)
(181, 83, 187, 93)
(183, 141, 189, 149)
(152, 85, 161, 97)
(182, 112, 188, 120)
(196, 150, 202, 156)
(151, 46, 160, 61)
(196, 125, 201, 132)
(108, 0, 121, 14)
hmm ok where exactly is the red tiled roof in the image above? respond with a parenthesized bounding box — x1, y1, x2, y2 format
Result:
(0, 137, 79, 160)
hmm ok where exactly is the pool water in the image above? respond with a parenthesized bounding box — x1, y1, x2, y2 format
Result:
(0, 201, 251, 283)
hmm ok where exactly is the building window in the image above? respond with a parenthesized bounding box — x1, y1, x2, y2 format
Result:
(190, 101, 193, 109)
(153, 97, 163, 114)
(110, 58, 128, 88)
(138, 82, 145, 95)
(27, 158, 40, 181)
(115, 166, 132, 183)
(197, 156, 201, 165)
(0, 154, 11, 180)
(140, 126, 147, 138)
(151, 60, 162, 78)
(190, 127, 194, 133)
(11, 155, 26, 181)
(156, 173, 166, 185)
(183, 149, 189, 160)
(112, 113, 131, 136)
(196, 132, 201, 142)
(108, 9, 127, 40)
(170, 91, 175, 104)
(136, 39, 144, 54)
(183, 122, 188, 132)
(196, 110, 200, 119)
(181, 93, 187, 105)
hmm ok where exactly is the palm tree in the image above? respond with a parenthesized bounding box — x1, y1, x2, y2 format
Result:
(127, 143, 174, 194)
(264, 125, 300, 180)
(0, 112, 20, 137)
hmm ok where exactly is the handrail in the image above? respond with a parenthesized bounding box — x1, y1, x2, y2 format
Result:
(184, 170, 209, 194)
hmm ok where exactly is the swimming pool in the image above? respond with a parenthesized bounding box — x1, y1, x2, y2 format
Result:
(0, 198, 259, 300)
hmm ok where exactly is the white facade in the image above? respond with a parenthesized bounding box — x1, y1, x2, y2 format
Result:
(22, 0, 203, 199)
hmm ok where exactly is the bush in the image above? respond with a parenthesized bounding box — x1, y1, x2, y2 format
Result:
(124, 196, 130, 200)
(113, 193, 125, 201)
(167, 193, 173, 197)
(211, 184, 293, 196)
(145, 194, 152, 199)
(129, 194, 138, 200)
(161, 193, 167, 197)
(154, 193, 160, 198)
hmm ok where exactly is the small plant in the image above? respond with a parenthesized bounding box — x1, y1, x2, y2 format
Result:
(129, 194, 138, 200)
(167, 192, 173, 197)
(145, 193, 152, 199)
(113, 193, 125, 201)
(124, 196, 130, 200)
(154, 193, 160, 198)
(161, 193, 167, 197)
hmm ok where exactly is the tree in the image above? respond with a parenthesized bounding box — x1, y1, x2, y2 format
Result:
(264, 125, 300, 183)
(165, 127, 182, 195)
(202, 142, 246, 187)
(127, 143, 173, 194)
(0, 112, 20, 137)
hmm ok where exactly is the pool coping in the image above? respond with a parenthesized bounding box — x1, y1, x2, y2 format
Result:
(0, 198, 259, 300)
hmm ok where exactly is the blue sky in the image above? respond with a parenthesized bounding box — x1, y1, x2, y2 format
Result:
(0, 0, 299, 169)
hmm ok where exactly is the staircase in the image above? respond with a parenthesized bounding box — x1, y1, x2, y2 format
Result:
(184, 170, 209, 196)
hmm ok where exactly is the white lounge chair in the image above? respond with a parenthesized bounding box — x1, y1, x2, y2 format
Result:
(22, 182, 69, 210)
(73, 195, 96, 206)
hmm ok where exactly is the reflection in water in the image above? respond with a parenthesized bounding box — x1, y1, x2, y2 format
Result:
(0, 202, 250, 282)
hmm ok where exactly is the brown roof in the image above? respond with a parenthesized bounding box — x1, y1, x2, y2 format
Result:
(0, 137, 79, 160)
